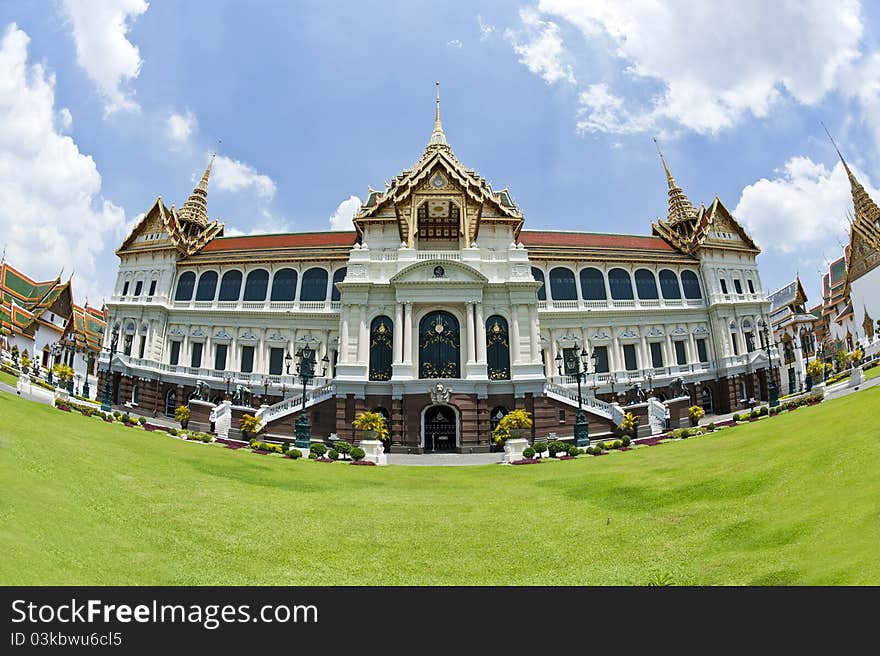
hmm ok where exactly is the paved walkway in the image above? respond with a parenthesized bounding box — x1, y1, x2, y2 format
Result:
(388, 452, 503, 466)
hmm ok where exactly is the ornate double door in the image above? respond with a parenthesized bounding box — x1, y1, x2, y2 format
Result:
(424, 405, 457, 452)
(419, 310, 460, 379)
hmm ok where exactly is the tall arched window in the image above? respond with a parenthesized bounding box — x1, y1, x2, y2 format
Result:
(195, 271, 218, 301)
(634, 269, 659, 300)
(659, 270, 681, 299)
(608, 268, 634, 300)
(174, 272, 196, 301)
(419, 311, 460, 379)
(369, 316, 393, 381)
(549, 267, 577, 300)
(270, 268, 298, 301)
(532, 268, 546, 301)
(681, 270, 702, 299)
(300, 268, 329, 301)
(243, 270, 269, 301)
(579, 268, 606, 300)
(486, 315, 510, 380)
(164, 389, 177, 417)
(218, 271, 242, 301)
(331, 268, 347, 302)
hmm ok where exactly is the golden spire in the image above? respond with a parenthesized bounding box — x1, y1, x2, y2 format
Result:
(178, 153, 215, 226)
(429, 81, 447, 147)
(823, 123, 880, 249)
(654, 138, 697, 226)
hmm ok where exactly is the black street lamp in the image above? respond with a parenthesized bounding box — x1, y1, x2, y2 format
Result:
(100, 326, 119, 412)
(555, 341, 593, 448)
(758, 319, 779, 407)
(224, 373, 234, 399)
(293, 344, 316, 449)
(47, 342, 62, 385)
(261, 376, 271, 399)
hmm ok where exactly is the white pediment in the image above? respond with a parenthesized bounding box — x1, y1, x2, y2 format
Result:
(390, 260, 488, 285)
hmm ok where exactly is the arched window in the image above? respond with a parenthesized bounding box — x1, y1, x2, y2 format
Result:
(164, 389, 177, 418)
(218, 271, 242, 301)
(331, 268, 347, 302)
(419, 311, 460, 379)
(608, 268, 634, 300)
(300, 268, 329, 301)
(634, 269, 659, 300)
(549, 267, 577, 300)
(659, 270, 681, 299)
(270, 268, 298, 302)
(369, 316, 393, 381)
(243, 270, 269, 301)
(174, 272, 195, 301)
(532, 268, 546, 301)
(681, 271, 702, 299)
(490, 406, 508, 431)
(195, 271, 218, 301)
(486, 315, 510, 380)
(579, 268, 606, 300)
(700, 387, 713, 412)
(131, 384, 139, 404)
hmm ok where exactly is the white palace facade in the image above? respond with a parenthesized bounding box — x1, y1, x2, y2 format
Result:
(99, 97, 779, 451)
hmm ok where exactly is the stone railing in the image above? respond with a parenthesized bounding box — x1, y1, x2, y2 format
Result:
(544, 381, 616, 421)
(255, 382, 336, 426)
(537, 298, 707, 312)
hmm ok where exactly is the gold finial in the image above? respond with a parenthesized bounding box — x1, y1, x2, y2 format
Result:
(654, 137, 697, 226)
(429, 81, 447, 146)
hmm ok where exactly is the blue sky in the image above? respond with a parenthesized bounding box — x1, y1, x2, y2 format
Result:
(2, 1, 880, 305)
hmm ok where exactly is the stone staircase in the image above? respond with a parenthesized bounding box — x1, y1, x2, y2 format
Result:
(255, 382, 335, 429)
(544, 381, 625, 424)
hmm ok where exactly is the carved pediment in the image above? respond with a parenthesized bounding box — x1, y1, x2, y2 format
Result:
(390, 260, 488, 285)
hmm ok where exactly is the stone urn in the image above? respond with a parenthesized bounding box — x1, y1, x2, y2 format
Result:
(359, 438, 387, 465)
(503, 438, 529, 463)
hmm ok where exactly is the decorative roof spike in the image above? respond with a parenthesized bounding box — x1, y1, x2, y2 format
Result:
(178, 153, 215, 226)
(429, 81, 447, 147)
(823, 123, 880, 247)
(654, 137, 697, 226)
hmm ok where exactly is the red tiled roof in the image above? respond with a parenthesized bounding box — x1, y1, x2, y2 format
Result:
(520, 230, 675, 251)
(201, 232, 357, 252)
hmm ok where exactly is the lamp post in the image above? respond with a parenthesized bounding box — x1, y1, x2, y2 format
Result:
(293, 344, 321, 449)
(100, 326, 119, 412)
(47, 342, 62, 385)
(261, 376, 271, 400)
(555, 341, 593, 448)
(83, 352, 91, 399)
(224, 373, 234, 399)
(758, 320, 779, 407)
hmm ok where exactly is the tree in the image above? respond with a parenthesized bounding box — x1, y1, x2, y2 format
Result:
(174, 405, 191, 429)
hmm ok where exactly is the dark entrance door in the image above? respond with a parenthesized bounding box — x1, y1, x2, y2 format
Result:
(424, 405, 457, 452)
(419, 311, 460, 379)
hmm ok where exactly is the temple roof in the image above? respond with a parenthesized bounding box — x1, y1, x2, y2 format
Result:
(768, 277, 807, 311)
(520, 230, 676, 251)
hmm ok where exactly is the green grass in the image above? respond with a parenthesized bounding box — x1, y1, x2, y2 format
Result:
(1, 388, 879, 585)
(0, 369, 18, 387)
(865, 364, 880, 381)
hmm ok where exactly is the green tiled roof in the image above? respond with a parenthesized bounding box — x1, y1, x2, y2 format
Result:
(830, 258, 846, 283)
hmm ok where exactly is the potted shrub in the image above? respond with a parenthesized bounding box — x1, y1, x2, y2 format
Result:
(491, 409, 533, 463)
(687, 405, 704, 427)
(351, 411, 389, 464)
(175, 405, 190, 429)
(239, 413, 261, 441)
(619, 411, 639, 438)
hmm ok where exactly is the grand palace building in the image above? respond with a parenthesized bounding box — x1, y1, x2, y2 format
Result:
(99, 93, 780, 451)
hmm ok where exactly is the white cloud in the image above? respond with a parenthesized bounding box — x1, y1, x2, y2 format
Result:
(0, 23, 127, 303)
(576, 83, 656, 134)
(478, 15, 495, 41)
(505, 7, 576, 85)
(734, 157, 872, 256)
(57, 107, 73, 132)
(166, 109, 196, 149)
(328, 195, 362, 231)
(447, 39, 463, 49)
(224, 208, 292, 236)
(534, 0, 863, 134)
(61, 0, 149, 116)
(212, 155, 276, 200)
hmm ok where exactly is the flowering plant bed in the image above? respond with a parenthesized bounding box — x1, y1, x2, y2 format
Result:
(619, 447, 633, 451)
(511, 458, 541, 465)
(557, 455, 577, 460)
(636, 436, 665, 447)
(350, 460, 376, 466)
(56, 406, 71, 412)
(103, 417, 114, 423)
(251, 449, 271, 455)
(315, 457, 335, 463)
(225, 443, 246, 450)
(591, 451, 608, 456)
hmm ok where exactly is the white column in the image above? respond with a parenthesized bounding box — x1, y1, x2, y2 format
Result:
(321, 330, 330, 376)
(549, 331, 559, 377)
(686, 331, 697, 365)
(543, 336, 552, 377)
(393, 303, 403, 364)
(475, 303, 487, 363)
(611, 335, 621, 373)
(339, 307, 350, 363)
(403, 303, 413, 364)
(665, 332, 674, 368)
(510, 305, 522, 364)
(357, 305, 368, 364)
(465, 303, 476, 364)
(529, 305, 540, 363)
(640, 334, 649, 372)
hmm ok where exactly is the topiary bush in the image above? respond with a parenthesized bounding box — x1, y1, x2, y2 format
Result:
(566, 444, 579, 457)
(522, 446, 535, 459)
(350, 447, 366, 461)
(286, 448, 303, 459)
(308, 452, 318, 460)
(335, 441, 352, 460)
(113, 411, 121, 419)
(533, 442, 549, 458)
(168, 427, 178, 436)
(622, 435, 632, 447)
(732, 413, 740, 422)
(138, 416, 147, 425)
(758, 406, 768, 416)
(327, 449, 339, 461)
(310, 442, 327, 457)
(707, 422, 716, 431)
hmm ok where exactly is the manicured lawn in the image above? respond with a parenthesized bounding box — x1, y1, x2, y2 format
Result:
(1, 388, 879, 585)
(865, 364, 880, 381)
(0, 369, 18, 387)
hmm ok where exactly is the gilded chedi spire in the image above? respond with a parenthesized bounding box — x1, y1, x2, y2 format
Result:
(654, 138, 697, 226)
(429, 81, 448, 147)
(178, 153, 215, 226)
(823, 124, 880, 249)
